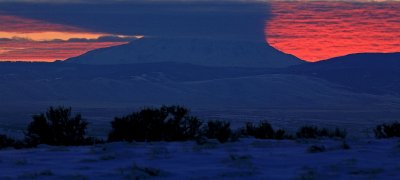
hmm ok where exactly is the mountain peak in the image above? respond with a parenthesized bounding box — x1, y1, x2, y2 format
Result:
(65, 37, 303, 68)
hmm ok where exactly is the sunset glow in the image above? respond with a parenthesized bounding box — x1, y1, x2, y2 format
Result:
(0, 41, 128, 62)
(0, 31, 106, 41)
(0, 14, 139, 62)
(266, 1, 400, 62)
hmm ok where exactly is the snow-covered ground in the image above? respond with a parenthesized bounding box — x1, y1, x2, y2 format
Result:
(1, 138, 399, 179)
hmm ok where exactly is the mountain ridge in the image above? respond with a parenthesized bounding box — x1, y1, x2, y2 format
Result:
(65, 37, 304, 68)
(288, 52, 400, 95)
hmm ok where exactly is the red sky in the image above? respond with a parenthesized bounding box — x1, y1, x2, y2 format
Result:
(1, 1, 400, 62)
(266, 1, 400, 62)
(0, 14, 139, 62)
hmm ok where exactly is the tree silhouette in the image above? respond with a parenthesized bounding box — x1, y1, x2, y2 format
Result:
(26, 107, 88, 146)
(108, 105, 203, 142)
(205, 120, 232, 143)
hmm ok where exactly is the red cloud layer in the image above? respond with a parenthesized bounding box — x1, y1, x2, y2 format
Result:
(0, 14, 131, 62)
(266, 1, 400, 62)
(0, 41, 127, 62)
(0, 14, 86, 33)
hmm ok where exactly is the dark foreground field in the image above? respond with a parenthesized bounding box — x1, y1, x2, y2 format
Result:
(1, 139, 399, 179)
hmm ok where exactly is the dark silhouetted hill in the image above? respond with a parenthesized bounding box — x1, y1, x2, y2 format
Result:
(288, 53, 400, 95)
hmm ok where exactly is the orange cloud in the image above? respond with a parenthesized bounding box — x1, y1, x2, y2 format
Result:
(0, 14, 87, 33)
(0, 31, 106, 41)
(266, 1, 400, 62)
(0, 41, 127, 61)
(0, 13, 140, 62)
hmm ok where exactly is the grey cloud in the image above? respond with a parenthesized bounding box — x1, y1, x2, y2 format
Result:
(67, 35, 139, 42)
(0, 37, 34, 42)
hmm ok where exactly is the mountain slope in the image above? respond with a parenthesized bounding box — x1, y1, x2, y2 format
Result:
(288, 52, 400, 95)
(65, 37, 303, 68)
(0, 62, 393, 109)
(310, 53, 400, 67)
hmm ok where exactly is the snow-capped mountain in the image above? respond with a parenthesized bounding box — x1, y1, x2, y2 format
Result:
(65, 37, 303, 68)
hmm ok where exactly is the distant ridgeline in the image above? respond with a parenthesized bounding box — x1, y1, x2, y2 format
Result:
(0, 38, 399, 109)
(287, 52, 400, 95)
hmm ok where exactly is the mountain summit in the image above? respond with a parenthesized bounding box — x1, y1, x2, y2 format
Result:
(65, 37, 303, 68)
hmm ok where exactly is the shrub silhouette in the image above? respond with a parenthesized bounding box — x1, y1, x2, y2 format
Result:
(0, 135, 32, 149)
(0, 134, 15, 149)
(204, 120, 232, 143)
(296, 126, 346, 139)
(26, 107, 88, 146)
(332, 128, 347, 139)
(108, 105, 203, 142)
(275, 129, 287, 140)
(242, 121, 275, 139)
(181, 116, 203, 140)
(296, 126, 319, 139)
(374, 122, 400, 138)
(241, 121, 288, 139)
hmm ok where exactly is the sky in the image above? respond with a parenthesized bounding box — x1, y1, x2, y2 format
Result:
(0, 1, 267, 62)
(0, 0, 399, 62)
(266, 0, 400, 62)
(0, 14, 141, 61)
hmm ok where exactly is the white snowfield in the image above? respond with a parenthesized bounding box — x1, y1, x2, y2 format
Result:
(66, 37, 303, 68)
(0, 138, 399, 179)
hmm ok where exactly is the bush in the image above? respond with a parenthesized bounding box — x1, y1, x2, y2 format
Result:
(275, 129, 287, 140)
(241, 121, 288, 140)
(243, 121, 274, 139)
(108, 105, 203, 142)
(204, 120, 232, 143)
(296, 126, 346, 139)
(181, 116, 203, 140)
(0, 134, 15, 149)
(26, 107, 89, 146)
(332, 128, 347, 139)
(296, 126, 319, 139)
(374, 122, 400, 138)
